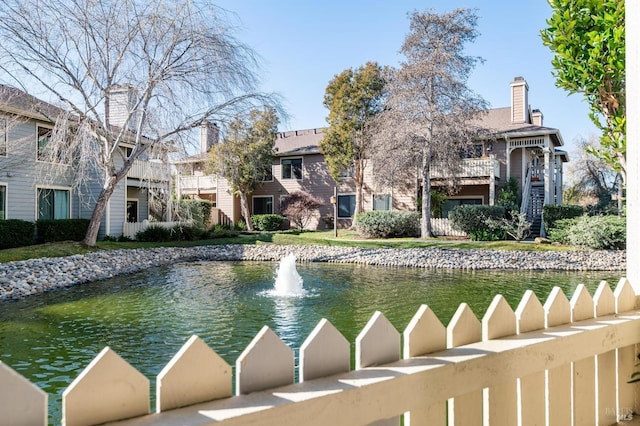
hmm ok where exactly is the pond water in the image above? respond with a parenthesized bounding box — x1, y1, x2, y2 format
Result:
(0, 260, 620, 424)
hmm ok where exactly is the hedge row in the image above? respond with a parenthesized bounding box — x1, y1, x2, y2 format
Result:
(543, 204, 584, 232)
(0, 218, 91, 249)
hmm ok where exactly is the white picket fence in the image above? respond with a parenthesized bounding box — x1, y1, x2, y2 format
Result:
(1, 277, 638, 425)
(431, 218, 467, 237)
(122, 220, 185, 239)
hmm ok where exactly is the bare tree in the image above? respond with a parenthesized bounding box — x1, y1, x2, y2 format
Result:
(0, 0, 280, 246)
(565, 135, 621, 214)
(372, 8, 487, 238)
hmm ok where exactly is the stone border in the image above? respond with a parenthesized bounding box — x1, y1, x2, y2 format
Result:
(0, 244, 626, 302)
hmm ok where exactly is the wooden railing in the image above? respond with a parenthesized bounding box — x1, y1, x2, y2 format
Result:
(177, 174, 217, 194)
(1, 278, 638, 425)
(127, 159, 171, 182)
(430, 157, 501, 180)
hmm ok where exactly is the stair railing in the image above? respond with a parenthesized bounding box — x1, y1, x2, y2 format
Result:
(520, 166, 532, 218)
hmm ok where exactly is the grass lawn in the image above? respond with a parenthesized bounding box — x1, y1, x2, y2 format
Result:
(0, 230, 578, 264)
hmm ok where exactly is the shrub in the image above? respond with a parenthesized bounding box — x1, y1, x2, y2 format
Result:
(495, 177, 520, 214)
(543, 204, 584, 233)
(281, 191, 323, 229)
(135, 225, 172, 242)
(36, 219, 90, 243)
(449, 205, 506, 241)
(0, 219, 35, 249)
(555, 215, 625, 249)
(177, 199, 214, 228)
(169, 224, 202, 241)
(487, 212, 531, 241)
(356, 211, 420, 239)
(251, 214, 285, 231)
(547, 218, 577, 244)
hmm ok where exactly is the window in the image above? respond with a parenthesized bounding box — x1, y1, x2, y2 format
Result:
(281, 158, 302, 180)
(442, 198, 482, 218)
(0, 185, 5, 219)
(37, 188, 70, 220)
(36, 126, 53, 161)
(127, 200, 139, 223)
(373, 194, 391, 211)
(0, 118, 6, 156)
(260, 165, 274, 182)
(253, 196, 273, 215)
(339, 165, 355, 179)
(337, 194, 356, 218)
(461, 144, 484, 159)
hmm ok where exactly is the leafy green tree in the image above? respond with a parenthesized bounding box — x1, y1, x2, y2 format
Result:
(321, 62, 386, 216)
(542, 0, 626, 183)
(372, 8, 487, 238)
(209, 108, 278, 231)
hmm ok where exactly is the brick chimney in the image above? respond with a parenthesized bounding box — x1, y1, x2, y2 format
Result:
(510, 77, 529, 124)
(531, 109, 543, 126)
(108, 85, 139, 131)
(200, 121, 219, 153)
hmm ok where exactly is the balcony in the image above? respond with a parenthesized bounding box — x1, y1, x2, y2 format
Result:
(127, 159, 171, 182)
(430, 157, 500, 180)
(176, 174, 217, 195)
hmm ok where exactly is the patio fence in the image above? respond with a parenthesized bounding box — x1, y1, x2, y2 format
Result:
(1, 278, 639, 425)
(122, 220, 186, 239)
(430, 218, 467, 237)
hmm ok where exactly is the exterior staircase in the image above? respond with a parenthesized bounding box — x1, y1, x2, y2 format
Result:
(526, 185, 544, 237)
(520, 164, 545, 238)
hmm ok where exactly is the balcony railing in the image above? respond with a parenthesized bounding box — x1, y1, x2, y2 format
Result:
(2, 277, 638, 425)
(177, 174, 217, 194)
(430, 157, 501, 180)
(127, 160, 171, 182)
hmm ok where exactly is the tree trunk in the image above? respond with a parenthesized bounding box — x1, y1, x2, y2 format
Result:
(82, 176, 117, 247)
(421, 149, 433, 239)
(239, 191, 254, 231)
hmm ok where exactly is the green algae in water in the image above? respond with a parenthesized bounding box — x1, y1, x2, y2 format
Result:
(0, 260, 619, 425)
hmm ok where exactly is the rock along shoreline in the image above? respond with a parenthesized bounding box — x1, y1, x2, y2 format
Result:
(0, 244, 626, 302)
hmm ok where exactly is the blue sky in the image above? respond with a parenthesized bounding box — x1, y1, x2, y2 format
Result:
(214, 0, 599, 153)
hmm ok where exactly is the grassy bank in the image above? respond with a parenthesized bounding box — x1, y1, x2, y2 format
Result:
(0, 230, 577, 264)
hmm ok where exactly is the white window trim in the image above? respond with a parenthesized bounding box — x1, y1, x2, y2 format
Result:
(36, 124, 54, 163)
(126, 197, 139, 223)
(337, 193, 356, 219)
(280, 157, 303, 181)
(252, 194, 274, 215)
(0, 117, 7, 157)
(35, 185, 72, 220)
(0, 181, 7, 219)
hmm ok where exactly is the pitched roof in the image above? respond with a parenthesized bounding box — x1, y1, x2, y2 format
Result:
(0, 85, 65, 122)
(275, 128, 325, 156)
(476, 106, 564, 146)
